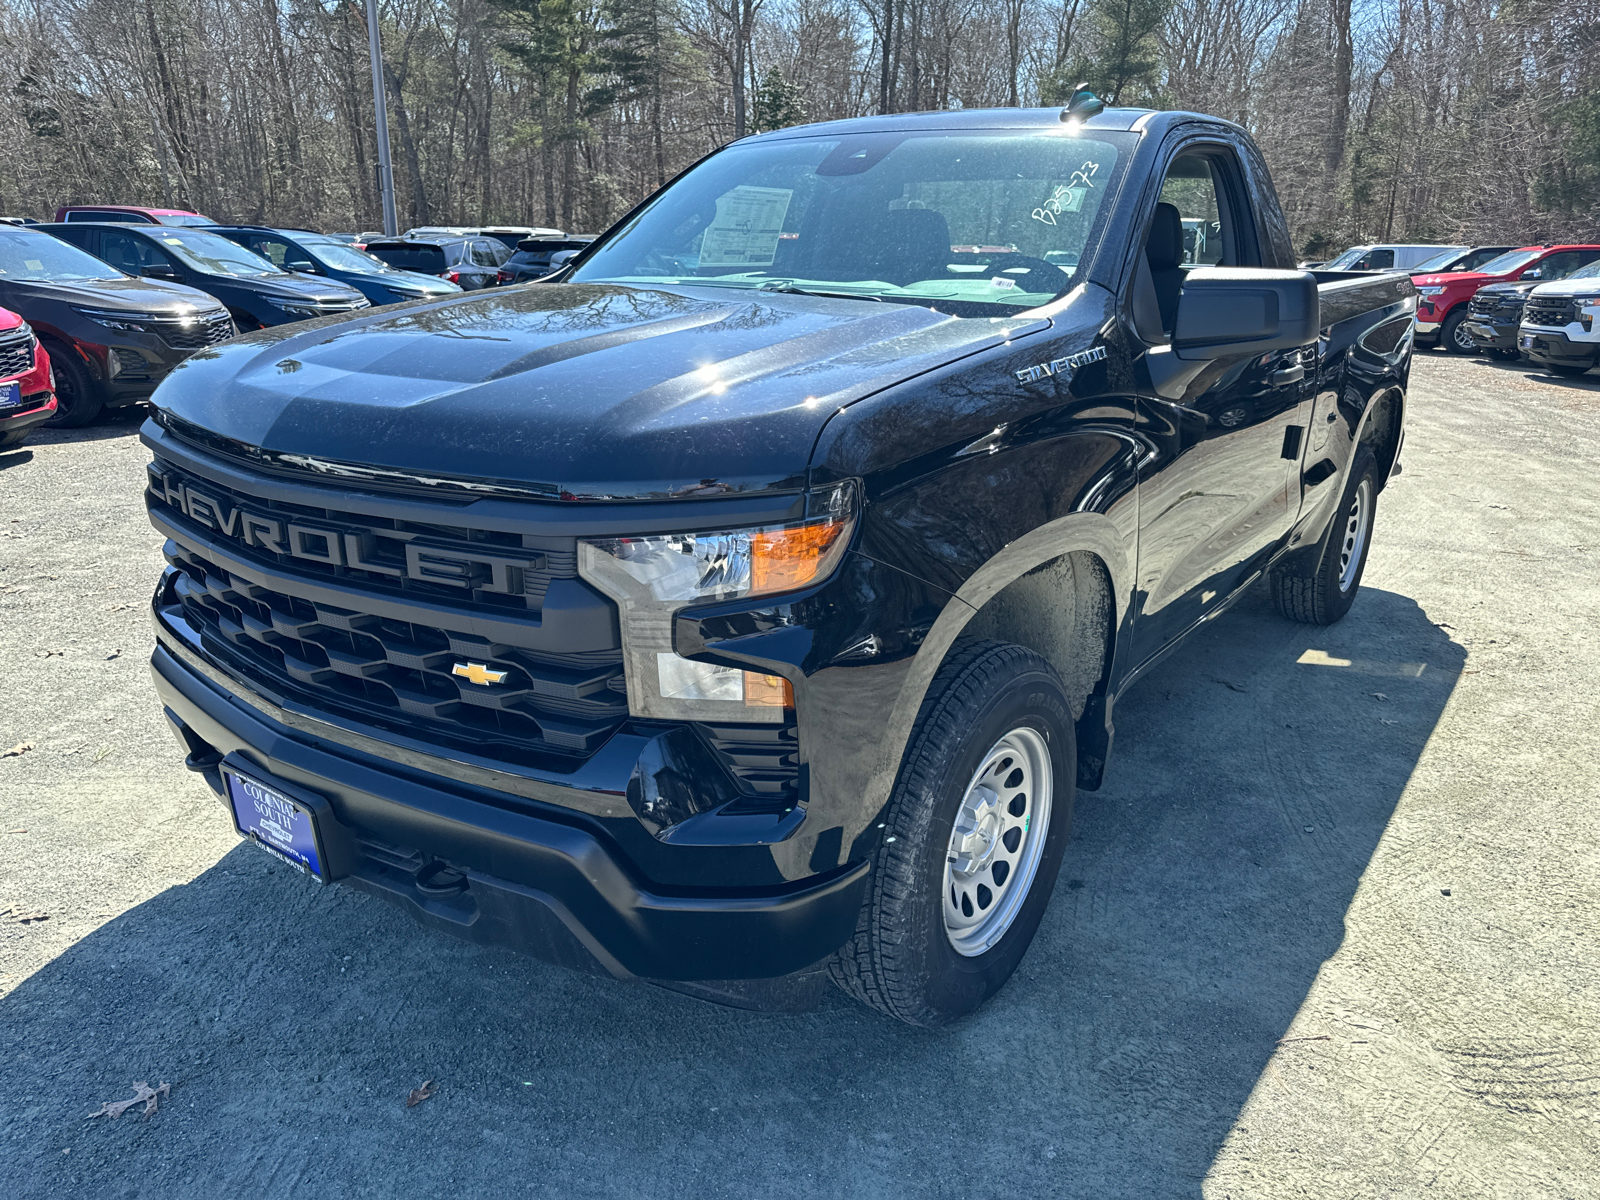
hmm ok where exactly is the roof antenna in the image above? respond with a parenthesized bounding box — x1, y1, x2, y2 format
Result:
(1061, 85, 1106, 122)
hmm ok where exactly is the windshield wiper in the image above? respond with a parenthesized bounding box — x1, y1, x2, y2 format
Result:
(756, 280, 882, 301)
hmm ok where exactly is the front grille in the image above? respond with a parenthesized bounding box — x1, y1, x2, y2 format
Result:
(166, 541, 628, 758)
(148, 461, 571, 613)
(152, 452, 803, 799)
(161, 312, 235, 350)
(0, 332, 34, 379)
(1524, 299, 1576, 327)
(1469, 294, 1519, 317)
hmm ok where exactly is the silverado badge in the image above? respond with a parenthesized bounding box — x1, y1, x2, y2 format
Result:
(452, 662, 508, 686)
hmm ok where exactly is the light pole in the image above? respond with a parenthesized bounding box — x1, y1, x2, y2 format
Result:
(365, 0, 399, 236)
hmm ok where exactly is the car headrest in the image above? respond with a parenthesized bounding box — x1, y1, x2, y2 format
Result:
(1146, 202, 1183, 271)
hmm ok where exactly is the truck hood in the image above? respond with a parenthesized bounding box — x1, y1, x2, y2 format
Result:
(150, 282, 1046, 500)
(1527, 276, 1600, 299)
(1413, 271, 1498, 289)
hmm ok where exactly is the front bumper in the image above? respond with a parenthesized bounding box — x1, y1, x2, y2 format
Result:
(149, 605, 869, 984)
(1462, 316, 1520, 350)
(1520, 328, 1600, 368)
(0, 391, 57, 437)
(1414, 318, 1441, 334)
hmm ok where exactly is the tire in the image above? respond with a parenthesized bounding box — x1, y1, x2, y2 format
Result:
(42, 343, 102, 428)
(230, 310, 264, 333)
(0, 429, 29, 450)
(830, 640, 1076, 1027)
(1270, 444, 1379, 625)
(1441, 308, 1477, 355)
(1544, 363, 1591, 377)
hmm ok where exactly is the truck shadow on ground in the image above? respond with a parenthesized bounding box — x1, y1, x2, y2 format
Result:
(2, 585, 1463, 1199)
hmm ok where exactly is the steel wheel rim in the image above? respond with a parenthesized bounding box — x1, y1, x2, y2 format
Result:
(943, 726, 1053, 957)
(1339, 476, 1373, 592)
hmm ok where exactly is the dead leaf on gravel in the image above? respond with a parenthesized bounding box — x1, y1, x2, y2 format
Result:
(87, 1081, 170, 1120)
(33, 648, 63, 658)
(3, 741, 34, 758)
(105, 649, 122, 660)
(6, 909, 48, 924)
(406, 1080, 438, 1108)
(107, 604, 131, 612)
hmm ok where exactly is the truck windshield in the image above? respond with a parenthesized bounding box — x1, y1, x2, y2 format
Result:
(1474, 249, 1541, 275)
(572, 128, 1133, 316)
(1325, 246, 1374, 270)
(1410, 247, 1470, 273)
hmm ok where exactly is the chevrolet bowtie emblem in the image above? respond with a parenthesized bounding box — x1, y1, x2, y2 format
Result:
(452, 662, 508, 686)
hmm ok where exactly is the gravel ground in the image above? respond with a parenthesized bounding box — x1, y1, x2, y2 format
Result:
(1, 352, 1596, 1199)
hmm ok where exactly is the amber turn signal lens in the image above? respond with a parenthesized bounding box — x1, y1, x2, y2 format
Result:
(742, 672, 794, 708)
(749, 518, 850, 595)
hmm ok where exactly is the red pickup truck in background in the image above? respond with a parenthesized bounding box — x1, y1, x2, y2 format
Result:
(1415, 244, 1600, 353)
(0, 305, 56, 449)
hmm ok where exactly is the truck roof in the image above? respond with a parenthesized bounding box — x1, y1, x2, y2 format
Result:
(743, 105, 1234, 142)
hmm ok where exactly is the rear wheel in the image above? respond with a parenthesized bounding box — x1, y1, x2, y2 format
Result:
(830, 640, 1075, 1027)
(1442, 308, 1476, 354)
(42, 344, 102, 428)
(1270, 444, 1379, 626)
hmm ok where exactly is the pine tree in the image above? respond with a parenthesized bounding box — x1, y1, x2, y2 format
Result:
(749, 68, 806, 135)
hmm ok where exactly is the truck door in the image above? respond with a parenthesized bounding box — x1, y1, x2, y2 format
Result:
(1128, 144, 1316, 668)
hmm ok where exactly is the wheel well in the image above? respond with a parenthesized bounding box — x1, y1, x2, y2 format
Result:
(1362, 388, 1404, 490)
(958, 550, 1114, 725)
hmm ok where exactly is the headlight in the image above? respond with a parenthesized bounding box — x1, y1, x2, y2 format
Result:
(71, 306, 158, 331)
(578, 482, 857, 723)
(1416, 286, 1444, 296)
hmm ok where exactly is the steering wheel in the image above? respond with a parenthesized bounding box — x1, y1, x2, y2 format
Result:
(981, 254, 1069, 287)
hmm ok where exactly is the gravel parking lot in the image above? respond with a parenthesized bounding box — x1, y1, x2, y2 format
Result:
(2, 352, 1597, 1199)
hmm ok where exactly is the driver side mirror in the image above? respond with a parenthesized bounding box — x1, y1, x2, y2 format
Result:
(1147, 267, 1320, 398)
(141, 263, 178, 280)
(287, 262, 318, 274)
(1521, 268, 1542, 280)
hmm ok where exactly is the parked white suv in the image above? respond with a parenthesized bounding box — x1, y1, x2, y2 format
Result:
(1519, 260, 1600, 376)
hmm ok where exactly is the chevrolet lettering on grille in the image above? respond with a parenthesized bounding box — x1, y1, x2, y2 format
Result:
(149, 464, 545, 596)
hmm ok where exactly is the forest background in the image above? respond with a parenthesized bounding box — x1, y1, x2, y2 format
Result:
(1, 0, 1596, 258)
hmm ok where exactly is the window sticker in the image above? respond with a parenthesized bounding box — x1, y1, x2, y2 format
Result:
(23, 259, 42, 271)
(698, 186, 793, 269)
(163, 237, 183, 245)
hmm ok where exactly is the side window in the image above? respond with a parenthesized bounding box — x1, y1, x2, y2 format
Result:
(98, 231, 161, 275)
(1158, 157, 1226, 267)
(471, 240, 496, 267)
(247, 237, 288, 267)
(1357, 249, 1394, 270)
(1468, 248, 1502, 270)
(1536, 251, 1585, 279)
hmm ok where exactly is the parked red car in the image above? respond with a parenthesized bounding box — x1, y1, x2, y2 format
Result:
(0, 306, 56, 449)
(52, 205, 215, 227)
(1415, 244, 1600, 353)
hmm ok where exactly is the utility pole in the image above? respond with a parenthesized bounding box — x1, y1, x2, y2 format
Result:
(365, 0, 399, 236)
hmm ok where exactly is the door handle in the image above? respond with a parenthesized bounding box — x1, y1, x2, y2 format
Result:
(1270, 364, 1306, 386)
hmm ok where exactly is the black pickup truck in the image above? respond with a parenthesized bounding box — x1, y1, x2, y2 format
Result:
(143, 104, 1413, 1026)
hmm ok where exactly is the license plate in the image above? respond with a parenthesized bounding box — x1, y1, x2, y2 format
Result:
(1520, 334, 1536, 349)
(225, 766, 330, 881)
(0, 382, 20, 411)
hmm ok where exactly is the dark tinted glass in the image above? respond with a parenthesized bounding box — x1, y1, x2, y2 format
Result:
(367, 245, 447, 272)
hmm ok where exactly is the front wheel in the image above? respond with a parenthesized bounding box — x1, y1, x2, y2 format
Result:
(43, 344, 102, 428)
(830, 640, 1075, 1027)
(1442, 308, 1477, 355)
(1271, 444, 1379, 625)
